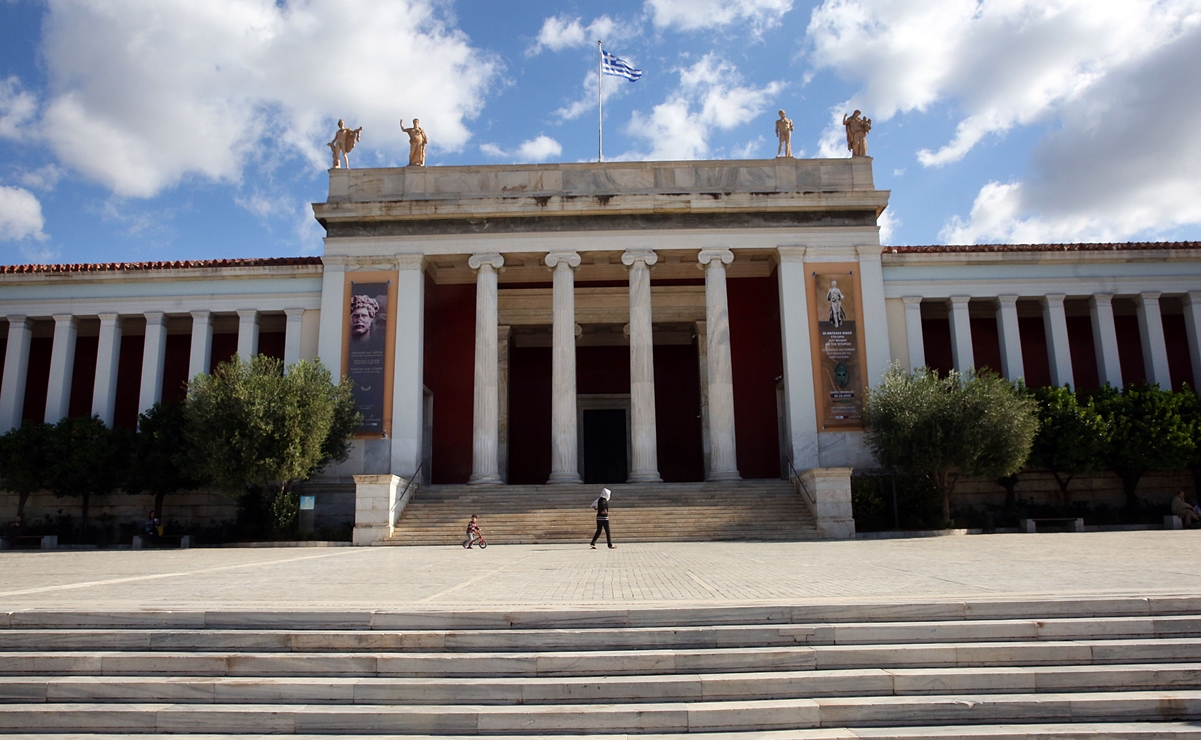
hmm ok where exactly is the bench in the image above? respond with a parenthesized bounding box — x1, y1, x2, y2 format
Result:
(1020, 517, 1084, 533)
(0, 535, 58, 550)
(132, 534, 191, 550)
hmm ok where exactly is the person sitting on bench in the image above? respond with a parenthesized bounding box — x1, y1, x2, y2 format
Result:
(1171, 491, 1199, 528)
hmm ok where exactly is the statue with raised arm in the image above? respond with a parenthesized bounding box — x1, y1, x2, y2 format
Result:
(775, 109, 794, 157)
(400, 118, 428, 166)
(826, 280, 846, 327)
(328, 119, 363, 169)
(842, 110, 872, 157)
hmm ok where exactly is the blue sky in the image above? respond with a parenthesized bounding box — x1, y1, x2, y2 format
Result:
(1, 0, 1200, 265)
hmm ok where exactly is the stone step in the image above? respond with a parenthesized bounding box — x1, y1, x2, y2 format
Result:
(1, 691, 1199, 733)
(2, 664, 1199, 705)
(5, 639, 1201, 677)
(3, 615, 1198, 652)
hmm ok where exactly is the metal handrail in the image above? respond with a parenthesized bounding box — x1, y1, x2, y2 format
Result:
(390, 461, 423, 526)
(785, 454, 816, 508)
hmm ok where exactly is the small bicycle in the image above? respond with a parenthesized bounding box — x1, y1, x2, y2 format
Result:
(463, 534, 487, 549)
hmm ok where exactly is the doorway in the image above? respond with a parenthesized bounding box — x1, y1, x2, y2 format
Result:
(582, 409, 628, 484)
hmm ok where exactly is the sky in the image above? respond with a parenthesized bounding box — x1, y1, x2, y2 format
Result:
(1, 0, 1200, 265)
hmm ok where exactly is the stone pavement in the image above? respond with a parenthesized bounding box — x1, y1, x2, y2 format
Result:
(0, 531, 1198, 611)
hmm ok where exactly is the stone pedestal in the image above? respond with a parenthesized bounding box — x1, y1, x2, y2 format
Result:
(353, 474, 405, 546)
(799, 467, 855, 540)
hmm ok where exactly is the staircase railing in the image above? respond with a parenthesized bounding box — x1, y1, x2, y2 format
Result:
(785, 454, 818, 518)
(390, 462, 423, 529)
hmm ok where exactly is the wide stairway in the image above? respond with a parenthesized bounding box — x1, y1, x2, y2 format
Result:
(385, 480, 820, 546)
(0, 596, 1200, 737)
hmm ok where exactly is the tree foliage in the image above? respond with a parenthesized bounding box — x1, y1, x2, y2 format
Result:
(0, 421, 52, 524)
(127, 401, 207, 518)
(865, 366, 1039, 524)
(45, 415, 128, 526)
(184, 356, 359, 531)
(1092, 384, 1194, 509)
(1028, 386, 1107, 505)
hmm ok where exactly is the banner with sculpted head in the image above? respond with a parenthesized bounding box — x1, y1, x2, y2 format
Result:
(809, 268, 866, 429)
(347, 281, 390, 433)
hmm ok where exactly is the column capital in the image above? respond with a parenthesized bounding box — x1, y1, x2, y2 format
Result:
(1041, 294, 1067, 308)
(998, 294, 1019, 307)
(544, 251, 581, 270)
(776, 245, 807, 262)
(396, 253, 425, 271)
(237, 309, 259, 321)
(468, 253, 504, 271)
(1091, 293, 1115, 307)
(621, 249, 657, 267)
(949, 295, 971, 307)
(97, 313, 120, 325)
(855, 244, 883, 261)
(52, 313, 77, 325)
(5, 314, 29, 327)
(901, 296, 923, 308)
(190, 309, 212, 321)
(697, 248, 734, 267)
(144, 311, 166, 325)
(1139, 291, 1163, 302)
(285, 308, 306, 321)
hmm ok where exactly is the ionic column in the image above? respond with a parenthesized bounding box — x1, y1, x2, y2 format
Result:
(390, 254, 427, 479)
(948, 296, 975, 373)
(1136, 292, 1172, 388)
(284, 308, 305, 369)
(138, 312, 168, 415)
(996, 295, 1024, 381)
(91, 313, 122, 427)
(546, 251, 582, 484)
(698, 248, 740, 481)
(1041, 294, 1074, 389)
(694, 320, 711, 477)
(1182, 291, 1201, 391)
(498, 325, 511, 484)
(236, 309, 259, 360)
(188, 310, 213, 381)
(901, 297, 925, 371)
(622, 249, 661, 483)
(0, 316, 33, 431)
(1089, 294, 1123, 388)
(45, 314, 79, 423)
(467, 253, 503, 485)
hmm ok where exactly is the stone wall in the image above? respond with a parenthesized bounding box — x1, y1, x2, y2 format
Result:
(951, 469, 1195, 511)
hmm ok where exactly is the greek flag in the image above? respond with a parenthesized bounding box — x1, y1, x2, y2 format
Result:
(601, 50, 642, 81)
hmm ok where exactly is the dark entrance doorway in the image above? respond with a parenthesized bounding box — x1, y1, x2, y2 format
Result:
(582, 409, 627, 484)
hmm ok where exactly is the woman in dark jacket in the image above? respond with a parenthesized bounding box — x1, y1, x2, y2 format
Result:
(591, 488, 615, 549)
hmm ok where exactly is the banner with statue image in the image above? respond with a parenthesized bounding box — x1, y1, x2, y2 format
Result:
(346, 280, 391, 434)
(808, 267, 866, 429)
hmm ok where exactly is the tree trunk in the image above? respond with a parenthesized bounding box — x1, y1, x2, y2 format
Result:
(16, 490, 30, 522)
(81, 491, 91, 529)
(154, 490, 166, 520)
(1051, 471, 1074, 507)
(997, 476, 1019, 510)
(934, 470, 959, 527)
(1118, 469, 1142, 513)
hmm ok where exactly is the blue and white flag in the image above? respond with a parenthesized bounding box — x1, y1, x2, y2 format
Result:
(601, 50, 642, 81)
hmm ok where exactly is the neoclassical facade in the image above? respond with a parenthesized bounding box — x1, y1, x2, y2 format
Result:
(1, 158, 1198, 539)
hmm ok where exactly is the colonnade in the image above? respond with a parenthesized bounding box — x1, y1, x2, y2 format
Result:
(465, 249, 742, 485)
(901, 291, 1201, 391)
(0, 308, 308, 432)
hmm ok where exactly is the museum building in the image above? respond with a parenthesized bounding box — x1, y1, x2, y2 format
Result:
(1, 157, 1199, 541)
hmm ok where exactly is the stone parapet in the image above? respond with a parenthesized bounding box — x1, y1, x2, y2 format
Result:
(352, 474, 410, 546)
(798, 467, 856, 540)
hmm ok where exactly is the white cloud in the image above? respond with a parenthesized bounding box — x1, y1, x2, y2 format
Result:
(236, 191, 295, 220)
(624, 55, 783, 160)
(479, 135, 563, 163)
(0, 186, 48, 242)
(0, 76, 37, 141)
(646, 0, 793, 32)
(807, 0, 1201, 166)
(528, 15, 617, 55)
(18, 165, 65, 192)
(38, 0, 500, 198)
(555, 68, 639, 122)
(877, 207, 899, 245)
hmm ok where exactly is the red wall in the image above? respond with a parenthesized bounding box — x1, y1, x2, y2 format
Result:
(160, 334, 191, 404)
(969, 317, 1001, 375)
(424, 279, 476, 484)
(1017, 317, 1051, 388)
(653, 343, 704, 482)
(1066, 316, 1099, 390)
(507, 346, 552, 484)
(258, 331, 286, 362)
(21, 337, 52, 423)
(209, 333, 237, 372)
(922, 318, 953, 376)
(68, 336, 98, 418)
(113, 335, 144, 429)
(1114, 316, 1146, 386)
(1163, 314, 1195, 391)
(728, 275, 784, 479)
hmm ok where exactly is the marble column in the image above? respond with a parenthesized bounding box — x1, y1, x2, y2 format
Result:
(498, 325, 511, 484)
(698, 248, 740, 481)
(694, 320, 711, 477)
(188, 310, 213, 381)
(948, 296, 975, 373)
(138, 312, 168, 415)
(546, 251, 582, 484)
(1041, 294, 1075, 389)
(284, 308, 305, 369)
(996, 295, 1024, 381)
(1182, 291, 1201, 391)
(91, 313, 122, 427)
(621, 249, 661, 483)
(1089, 294, 1123, 388)
(390, 254, 427, 480)
(44, 314, 79, 423)
(467, 253, 503, 485)
(901, 297, 925, 371)
(0, 316, 33, 431)
(776, 246, 818, 470)
(856, 245, 891, 384)
(1136, 292, 1172, 389)
(317, 256, 347, 372)
(236, 309, 259, 360)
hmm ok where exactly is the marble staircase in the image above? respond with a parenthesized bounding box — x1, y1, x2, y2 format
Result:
(384, 480, 820, 546)
(1, 596, 1200, 737)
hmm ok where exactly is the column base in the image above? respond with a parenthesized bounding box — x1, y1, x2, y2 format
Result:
(547, 472, 582, 484)
(706, 470, 742, 482)
(467, 473, 503, 486)
(627, 471, 662, 483)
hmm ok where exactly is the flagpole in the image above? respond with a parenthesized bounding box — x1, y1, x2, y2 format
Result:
(597, 40, 603, 162)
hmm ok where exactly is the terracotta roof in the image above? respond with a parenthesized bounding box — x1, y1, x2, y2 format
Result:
(887, 241, 1201, 254)
(0, 257, 323, 275)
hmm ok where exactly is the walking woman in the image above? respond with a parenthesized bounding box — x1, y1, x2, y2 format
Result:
(590, 488, 615, 549)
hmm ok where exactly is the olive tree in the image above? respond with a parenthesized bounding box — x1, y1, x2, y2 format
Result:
(45, 415, 129, 528)
(865, 366, 1039, 524)
(0, 421, 52, 524)
(1092, 384, 1193, 510)
(127, 401, 207, 519)
(185, 356, 360, 533)
(1028, 386, 1107, 505)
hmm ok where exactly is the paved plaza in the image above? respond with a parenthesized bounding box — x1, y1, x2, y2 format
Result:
(1, 531, 1200, 612)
